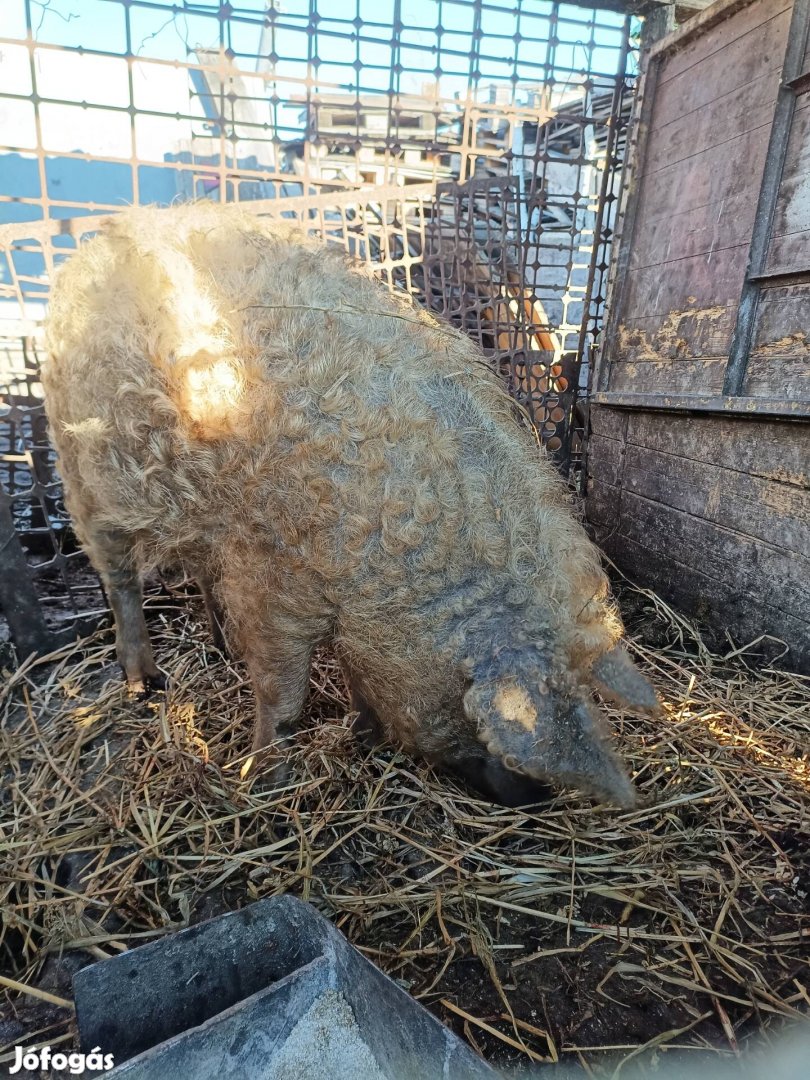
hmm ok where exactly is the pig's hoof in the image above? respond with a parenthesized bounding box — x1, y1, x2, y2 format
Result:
(240, 750, 292, 788)
(239, 760, 293, 794)
(146, 669, 168, 692)
(125, 669, 167, 697)
(268, 758, 292, 789)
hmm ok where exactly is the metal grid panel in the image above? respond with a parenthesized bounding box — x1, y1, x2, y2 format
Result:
(0, 0, 636, 653)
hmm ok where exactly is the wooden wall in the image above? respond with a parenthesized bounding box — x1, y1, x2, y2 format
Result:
(588, 407, 810, 668)
(588, 0, 810, 672)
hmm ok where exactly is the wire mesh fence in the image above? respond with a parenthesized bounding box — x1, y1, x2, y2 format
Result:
(0, 0, 637, 654)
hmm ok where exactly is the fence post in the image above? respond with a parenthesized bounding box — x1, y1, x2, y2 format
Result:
(0, 488, 58, 660)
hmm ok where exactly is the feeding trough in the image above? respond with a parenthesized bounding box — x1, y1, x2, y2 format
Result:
(73, 894, 496, 1079)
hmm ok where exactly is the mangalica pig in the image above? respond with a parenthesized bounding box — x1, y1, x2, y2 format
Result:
(43, 203, 659, 807)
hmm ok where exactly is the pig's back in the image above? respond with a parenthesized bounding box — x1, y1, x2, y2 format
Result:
(43, 203, 611, 663)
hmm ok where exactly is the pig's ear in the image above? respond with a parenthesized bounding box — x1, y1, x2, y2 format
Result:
(592, 645, 661, 715)
(464, 679, 637, 809)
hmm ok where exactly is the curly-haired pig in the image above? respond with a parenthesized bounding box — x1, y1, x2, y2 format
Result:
(42, 203, 660, 808)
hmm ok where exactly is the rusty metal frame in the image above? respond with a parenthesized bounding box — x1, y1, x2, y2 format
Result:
(592, 16, 662, 396)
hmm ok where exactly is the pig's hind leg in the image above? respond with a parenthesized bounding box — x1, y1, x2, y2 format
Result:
(89, 529, 165, 695)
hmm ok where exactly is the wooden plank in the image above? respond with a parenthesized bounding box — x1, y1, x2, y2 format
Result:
(598, 531, 810, 671)
(654, 0, 791, 83)
(591, 390, 810, 417)
(751, 283, 810, 348)
(624, 409, 809, 486)
(673, 0, 747, 21)
(614, 305, 736, 362)
(722, 0, 810, 395)
(631, 122, 773, 230)
(615, 490, 810, 621)
(589, 404, 629, 441)
(628, 190, 760, 273)
(595, 28, 664, 391)
(585, 475, 622, 529)
(744, 283, 810, 399)
(765, 95, 810, 273)
(766, 230, 810, 270)
(675, 0, 730, 17)
(588, 433, 626, 488)
(743, 355, 810, 399)
(621, 442, 810, 553)
(608, 358, 727, 395)
(621, 243, 749, 324)
(654, 6, 789, 125)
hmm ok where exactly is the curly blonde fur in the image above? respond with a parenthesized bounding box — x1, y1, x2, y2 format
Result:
(43, 202, 652, 807)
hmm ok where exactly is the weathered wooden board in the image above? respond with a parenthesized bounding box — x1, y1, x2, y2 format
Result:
(621, 443, 810, 553)
(765, 96, 810, 274)
(752, 283, 810, 347)
(647, 70, 780, 171)
(596, 529, 810, 670)
(587, 433, 626, 488)
(589, 405, 629, 441)
(605, 0, 793, 377)
(618, 408, 809, 487)
(653, 5, 790, 127)
(608, 357, 727, 394)
(619, 243, 749, 330)
(744, 356, 810, 399)
(631, 123, 772, 233)
(655, 0, 791, 85)
(585, 475, 622, 529)
(587, 407, 810, 671)
(586, 1, 809, 673)
(612, 306, 737, 364)
(743, 283, 810, 398)
(601, 488, 810, 623)
(767, 230, 810, 270)
(591, 410, 810, 540)
(627, 190, 759, 276)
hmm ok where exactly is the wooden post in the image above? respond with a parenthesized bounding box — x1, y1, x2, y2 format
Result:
(0, 488, 58, 660)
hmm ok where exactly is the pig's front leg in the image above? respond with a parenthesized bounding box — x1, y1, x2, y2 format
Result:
(194, 568, 228, 653)
(224, 579, 329, 776)
(106, 563, 166, 694)
(86, 527, 165, 695)
(346, 678, 385, 748)
(248, 636, 316, 755)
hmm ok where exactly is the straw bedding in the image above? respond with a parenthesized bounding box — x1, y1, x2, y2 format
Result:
(1, 581, 807, 1072)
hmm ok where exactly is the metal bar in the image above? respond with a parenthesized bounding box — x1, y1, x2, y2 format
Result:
(590, 391, 810, 419)
(593, 31, 664, 394)
(722, 0, 810, 396)
(572, 15, 632, 475)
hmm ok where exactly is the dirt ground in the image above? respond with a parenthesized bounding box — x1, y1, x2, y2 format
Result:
(1, 582, 808, 1075)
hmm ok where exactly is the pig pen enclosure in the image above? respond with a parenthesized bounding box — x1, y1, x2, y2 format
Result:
(1, 0, 808, 1073)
